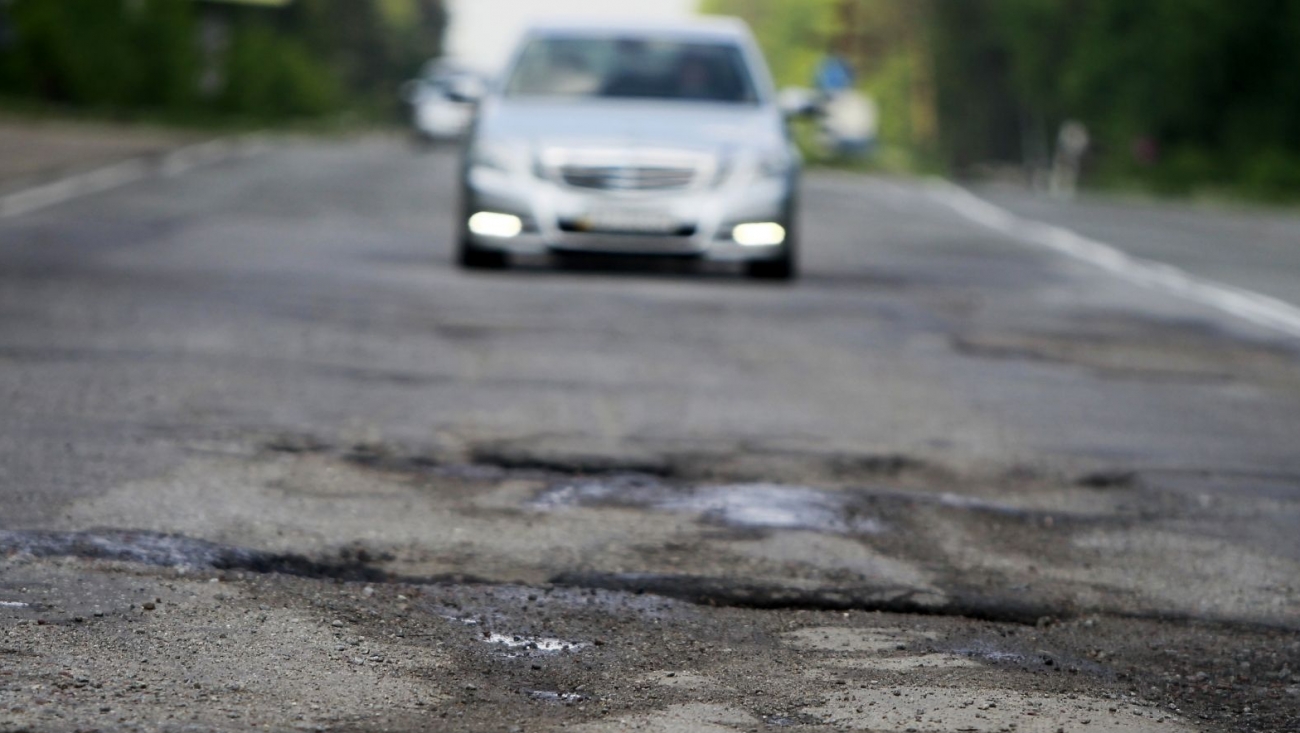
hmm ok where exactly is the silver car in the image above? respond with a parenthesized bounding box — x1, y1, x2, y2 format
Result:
(457, 18, 800, 280)
(404, 60, 483, 142)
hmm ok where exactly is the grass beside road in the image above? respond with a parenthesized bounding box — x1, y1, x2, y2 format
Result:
(0, 95, 397, 138)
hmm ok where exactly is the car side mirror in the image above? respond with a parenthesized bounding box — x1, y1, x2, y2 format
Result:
(446, 76, 486, 104)
(778, 87, 820, 118)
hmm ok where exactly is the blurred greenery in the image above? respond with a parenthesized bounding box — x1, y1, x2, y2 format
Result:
(702, 0, 939, 175)
(0, 0, 446, 125)
(705, 0, 1300, 202)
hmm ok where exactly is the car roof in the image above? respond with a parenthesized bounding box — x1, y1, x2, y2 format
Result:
(522, 16, 753, 42)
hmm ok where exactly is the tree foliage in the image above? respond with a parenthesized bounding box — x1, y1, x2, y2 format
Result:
(701, 0, 841, 89)
(0, 0, 447, 122)
(707, 0, 1300, 199)
(702, 0, 937, 167)
(0, 0, 200, 110)
(936, 0, 1300, 198)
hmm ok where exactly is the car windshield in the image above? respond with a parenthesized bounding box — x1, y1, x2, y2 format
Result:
(504, 35, 759, 104)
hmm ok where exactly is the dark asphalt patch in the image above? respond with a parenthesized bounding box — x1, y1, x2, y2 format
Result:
(468, 444, 675, 478)
(261, 434, 941, 485)
(942, 636, 1108, 677)
(826, 452, 930, 479)
(548, 571, 1062, 626)
(0, 529, 389, 582)
(0, 529, 1060, 626)
(462, 443, 941, 484)
(264, 433, 333, 455)
(263, 435, 674, 480)
(1075, 470, 1140, 489)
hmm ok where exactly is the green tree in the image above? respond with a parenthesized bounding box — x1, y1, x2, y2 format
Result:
(0, 0, 447, 123)
(219, 23, 341, 118)
(701, 0, 841, 89)
(0, 0, 197, 110)
(702, 0, 938, 164)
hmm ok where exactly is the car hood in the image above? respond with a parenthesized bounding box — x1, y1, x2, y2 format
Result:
(476, 99, 786, 154)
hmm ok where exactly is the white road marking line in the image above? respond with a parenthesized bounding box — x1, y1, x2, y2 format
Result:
(928, 181, 1300, 340)
(0, 136, 267, 219)
(0, 159, 147, 218)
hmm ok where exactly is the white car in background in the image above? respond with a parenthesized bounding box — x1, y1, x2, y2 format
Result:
(404, 60, 483, 142)
(456, 18, 801, 279)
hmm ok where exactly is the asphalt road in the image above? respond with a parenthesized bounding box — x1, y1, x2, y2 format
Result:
(977, 183, 1300, 311)
(1, 137, 1298, 732)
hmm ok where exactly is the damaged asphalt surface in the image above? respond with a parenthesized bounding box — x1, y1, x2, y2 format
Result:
(1, 138, 1299, 732)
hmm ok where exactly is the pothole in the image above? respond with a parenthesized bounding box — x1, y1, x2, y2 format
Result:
(531, 478, 886, 535)
(481, 632, 589, 654)
(260, 434, 941, 486)
(526, 690, 587, 705)
(547, 571, 1066, 625)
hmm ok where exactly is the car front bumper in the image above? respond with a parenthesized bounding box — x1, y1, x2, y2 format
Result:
(462, 167, 796, 261)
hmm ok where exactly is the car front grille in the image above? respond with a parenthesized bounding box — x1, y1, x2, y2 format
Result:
(560, 165, 699, 192)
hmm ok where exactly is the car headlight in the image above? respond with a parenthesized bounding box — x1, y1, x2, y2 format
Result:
(468, 212, 523, 238)
(733, 222, 787, 247)
(717, 150, 792, 187)
(722, 149, 790, 184)
(757, 149, 794, 180)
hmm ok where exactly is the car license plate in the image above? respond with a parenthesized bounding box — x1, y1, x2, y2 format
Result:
(578, 209, 679, 235)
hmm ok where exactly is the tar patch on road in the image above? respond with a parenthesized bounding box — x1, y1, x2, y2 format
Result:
(0, 529, 389, 583)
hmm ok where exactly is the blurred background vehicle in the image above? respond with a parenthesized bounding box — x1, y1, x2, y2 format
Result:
(401, 59, 483, 143)
(808, 54, 878, 159)
(817, 87, 878, 158)
(457, 18, 801, 279)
